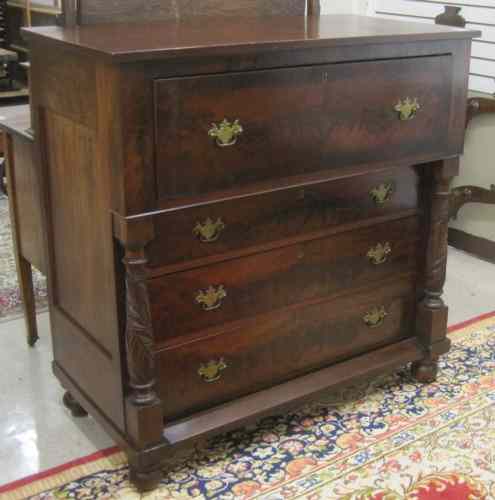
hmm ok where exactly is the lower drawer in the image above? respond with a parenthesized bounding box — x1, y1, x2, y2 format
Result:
(156, 278, 416, 421)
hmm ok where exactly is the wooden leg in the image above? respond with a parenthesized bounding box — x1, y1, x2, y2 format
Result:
(17, 256, 39, 347)
(411, 357, 439, 383)
(129, 460, 163, 492)
(62, 391, 88, 418)
(0, 158, 7, 196)
(415, 159, 459, 381)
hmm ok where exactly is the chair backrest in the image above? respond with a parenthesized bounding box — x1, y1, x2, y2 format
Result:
(62, 0, 320, 26)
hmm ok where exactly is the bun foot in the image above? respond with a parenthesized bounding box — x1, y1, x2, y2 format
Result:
(62, 391, 88, 418)
(411, 359, 438, 383)
(129, 465, 163, 492)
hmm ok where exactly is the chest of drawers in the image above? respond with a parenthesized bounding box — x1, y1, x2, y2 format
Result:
(24, 15, 478, 490)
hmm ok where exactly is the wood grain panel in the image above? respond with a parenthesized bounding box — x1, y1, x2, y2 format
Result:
(43, 109, 119, 357)
(155, 55, 453, 200)
(34, 48, 96, 128)
(7, 134, 46, 273)
(149, 217, 420, 343)
(157, 277, 416, 420)
(78, 0, 306, 25)
(147, 166, 419, 270)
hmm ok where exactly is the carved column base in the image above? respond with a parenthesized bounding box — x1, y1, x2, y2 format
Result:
(62, 391, 88, 418)
(411, 358, 438, 384)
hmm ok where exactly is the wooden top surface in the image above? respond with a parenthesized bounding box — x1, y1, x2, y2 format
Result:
(22, 15, 480, 62)
(0, 105, 33, 140)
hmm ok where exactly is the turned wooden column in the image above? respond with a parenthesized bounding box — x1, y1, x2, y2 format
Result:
(116, 217, 168, 491)
(413, 159, 459, 383)
(124, 251, 157, 405)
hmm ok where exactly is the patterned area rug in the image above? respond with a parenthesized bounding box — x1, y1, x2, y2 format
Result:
(1, 312, 495, 499)
(0, 194, 47, 321)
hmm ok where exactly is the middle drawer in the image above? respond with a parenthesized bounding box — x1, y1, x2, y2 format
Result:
(149, 216, 420, 344)
(146, 166, 419, 270)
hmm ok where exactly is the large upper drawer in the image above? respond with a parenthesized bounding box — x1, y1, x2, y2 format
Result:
(154, 55, 452, 200)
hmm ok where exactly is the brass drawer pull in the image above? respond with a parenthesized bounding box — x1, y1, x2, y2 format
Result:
(208, 119, 243, 147)
(198, 358, 228, 383)
(193, 217, 225, 243)
(363, 306, 388, 328)
(367, 242, 391, 265)
(369, 182, 394, 206)
(395, 97, 420, 121)
(195, 285, 227, 311)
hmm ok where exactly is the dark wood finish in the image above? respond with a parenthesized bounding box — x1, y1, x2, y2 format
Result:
(60, 0, 77, 27)
(447, 95, 495, 221)
(450, 184, 495, 220)
(149, 217, 420, 344)
(23, 16, 479, 63)
(0, 105, 45, 346)
(435, 6, 466, 28)
(155, 57, 451, 200)
(24, 14, 477, 491)
(75, 0, 308, 25)
(163, 336, 425, 446)
(145, 166, 419, 271)
(448, 95, 495, 252)
(158, 277, 416, 420)
(413, 159, 459, 382)
(62, 391, 88, 417)
(466, 96, 495, 127)
(448, 227, 495, 264)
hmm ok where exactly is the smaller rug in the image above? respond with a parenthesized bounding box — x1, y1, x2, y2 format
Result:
(0, 195, 48, 322)
(1, 312, 495, 500)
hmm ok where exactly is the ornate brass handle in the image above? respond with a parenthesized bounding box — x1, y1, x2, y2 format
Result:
(395, 98, 421, 121)
(193, 218, 225, 243)
(195, 285, 227, 311)
(208, 119, 243, 147)
(198, 358, 228, 383)
(369, 182, 394, 206)
(363, 306, 388, 328)
(367, 242, 392, 265)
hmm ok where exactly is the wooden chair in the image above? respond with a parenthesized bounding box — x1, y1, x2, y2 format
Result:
(61, 0, 320, 26)
(435, 7, 495, 261)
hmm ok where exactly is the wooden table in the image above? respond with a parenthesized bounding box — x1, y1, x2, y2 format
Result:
(0, 104, 45, 346)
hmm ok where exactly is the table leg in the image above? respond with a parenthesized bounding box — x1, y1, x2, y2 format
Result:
(16, 256, 39, 346)
(4, 132, 39, 346)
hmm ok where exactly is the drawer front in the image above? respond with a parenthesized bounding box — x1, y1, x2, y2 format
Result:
(157, 278, 416, 420)
(147, 166, 419, 269)
(149, 217, 419, 343)
(155, 56, 452, 200)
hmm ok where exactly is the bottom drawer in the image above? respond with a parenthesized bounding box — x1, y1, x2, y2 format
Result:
(157, 278, 416, 421)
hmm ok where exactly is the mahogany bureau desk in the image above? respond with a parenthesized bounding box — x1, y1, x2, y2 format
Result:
(23, 14, 479, 490)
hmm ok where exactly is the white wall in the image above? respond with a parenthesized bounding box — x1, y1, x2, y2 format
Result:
(321, 0, 495, 242)
(369, 0, 495, 94)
